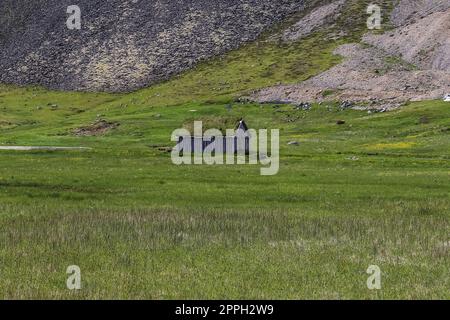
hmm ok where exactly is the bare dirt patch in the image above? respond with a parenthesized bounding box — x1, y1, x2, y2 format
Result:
(73, 119, 120, 136)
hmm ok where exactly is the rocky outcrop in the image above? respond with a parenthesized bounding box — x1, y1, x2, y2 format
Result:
(0, 0, 307, 92)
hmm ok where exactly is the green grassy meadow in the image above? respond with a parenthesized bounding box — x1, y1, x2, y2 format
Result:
(0, 0, 449, 299)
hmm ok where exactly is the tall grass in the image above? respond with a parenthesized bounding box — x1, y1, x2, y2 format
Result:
(1, 206, 448, 299)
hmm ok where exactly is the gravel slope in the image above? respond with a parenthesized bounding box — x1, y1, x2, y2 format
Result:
(365, 5, 450, 71)
(391, 0, 450, 26)
(251, 43, 450, 109)
(251, 1, 450, 108)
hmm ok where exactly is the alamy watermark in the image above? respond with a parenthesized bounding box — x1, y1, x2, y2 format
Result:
(171, 121, 279, 176)
(366, 265, 381, 290)
(66, 265, 82, 290)
(66, 5, 81, 30)
(367, 4, 382, 30)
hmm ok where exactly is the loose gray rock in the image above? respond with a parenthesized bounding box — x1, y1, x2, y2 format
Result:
(0, 0, 307, 92)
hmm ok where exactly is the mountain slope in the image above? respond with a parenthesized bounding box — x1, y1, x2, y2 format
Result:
(0, 0, 308, 92)
(251, 0, 450, 108)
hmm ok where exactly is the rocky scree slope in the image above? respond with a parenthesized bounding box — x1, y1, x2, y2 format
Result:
(0, 0, 307, 92)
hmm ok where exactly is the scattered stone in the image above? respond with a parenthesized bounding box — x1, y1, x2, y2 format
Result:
(368, 107, 389, 114)
(340, 101, 354, 110)
(287, 141, 300, 146)
(444, 94, 450, 102)
(236, 97, 251, 104)
(336, 120, 346, 125)
(294, 102, 312, 110)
